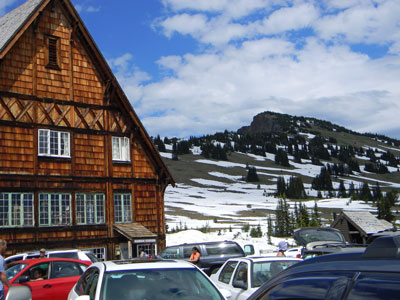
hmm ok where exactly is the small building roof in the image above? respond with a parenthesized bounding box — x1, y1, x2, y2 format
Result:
(0, 0, 44, 53)
(332, 210, 393, 236)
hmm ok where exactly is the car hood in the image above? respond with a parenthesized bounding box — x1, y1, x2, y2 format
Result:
(293, 227, 346, 247)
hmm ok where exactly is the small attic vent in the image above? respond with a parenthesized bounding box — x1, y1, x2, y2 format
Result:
(46, 35, 61, 70)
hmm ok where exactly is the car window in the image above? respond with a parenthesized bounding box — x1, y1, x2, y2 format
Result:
(84, 252, 99, 263)
(20, 263, 49, 282)
(205, 243, 242, 255)
(218, 261, 238, 284)
(75, 267, 100, 299)
(346, 272, 400, 300)
(6, 263, 28, 281)
(233, 262, 248, 289)
(256, 274, 353, 300)
(183, 246, 194, 258)
(49, 252, 79, 260)
(160, 246, 181, 259)
(50, 261, 82, 278)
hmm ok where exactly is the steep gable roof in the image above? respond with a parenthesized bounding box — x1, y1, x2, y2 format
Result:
(0, 0, 45, 55)
(0, 0, 174, 186)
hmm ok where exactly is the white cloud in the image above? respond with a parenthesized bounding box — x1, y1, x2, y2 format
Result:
(112, 1, 400, 139)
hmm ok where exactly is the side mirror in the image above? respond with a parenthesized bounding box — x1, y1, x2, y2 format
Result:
(17, 275, 30, 284)
(232, 280, 248, 290)
(243, 244, 255, 256)
(6, 285, 32, 300)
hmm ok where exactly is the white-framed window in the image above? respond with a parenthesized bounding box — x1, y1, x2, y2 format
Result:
(114, 193, 132, 223)
(39, 193, 71, 226)
(112, 136, 130, 161)
(38, 129, 70, 158)
(76, 193, 105, 225)
(0, 193, 34, 227)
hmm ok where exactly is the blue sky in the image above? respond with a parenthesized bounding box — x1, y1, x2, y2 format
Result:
(2, 0, 400, 139)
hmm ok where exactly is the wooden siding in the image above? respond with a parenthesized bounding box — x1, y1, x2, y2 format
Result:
(0, 126, 34, 174)
(74, 133, 105, 177)
(0, 28, 33, 94)
(133, 140, 156, 178)
(134, 184, 159, 231)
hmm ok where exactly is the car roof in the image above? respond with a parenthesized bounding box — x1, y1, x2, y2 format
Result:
(10, 257, 92, 265)
(163, 240, 240, 248)
(92, 259, 198, 272)
(227, 256, 303, 263)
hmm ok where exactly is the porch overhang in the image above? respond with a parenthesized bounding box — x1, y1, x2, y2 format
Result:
(113, 223, 157, 244)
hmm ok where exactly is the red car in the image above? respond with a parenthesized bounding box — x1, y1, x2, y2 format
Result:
(5, 258, 91, 300)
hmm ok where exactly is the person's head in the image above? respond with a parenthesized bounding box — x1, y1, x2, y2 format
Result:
(192, 247, 199, 253)
(32, 268, 44, 279)
(0, 239, 7, 254)
(278, 241, 288, 252)
(39, 248, 46, 257)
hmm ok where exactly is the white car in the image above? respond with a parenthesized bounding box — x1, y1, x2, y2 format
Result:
(68, 259, 231, 300)
(5, 249, 98, 265)
(210, 256, 302, 300)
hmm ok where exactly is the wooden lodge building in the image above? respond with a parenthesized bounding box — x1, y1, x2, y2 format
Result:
(0, 0, 174, 260)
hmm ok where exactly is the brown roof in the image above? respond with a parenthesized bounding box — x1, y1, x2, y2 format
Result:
(114, 223, 157, 240)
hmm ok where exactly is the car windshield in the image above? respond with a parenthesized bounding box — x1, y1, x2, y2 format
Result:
(6, 263, 28, 281)
(101, 268, 224, 300)
(295, 228, 345, 244)
(252, 260, 299, 288)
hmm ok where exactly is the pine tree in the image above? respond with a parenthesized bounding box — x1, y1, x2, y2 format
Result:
(275, 149, 290, 167)
(359, 182, 372, 202)
(377, 196, 394, 222)
(338, 180, 347, 198)
(276, 177, 286, 197)
(246, 167, 259, 182)
(172, 142, 178, 160)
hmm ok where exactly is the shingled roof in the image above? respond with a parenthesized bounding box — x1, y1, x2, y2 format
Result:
(0, 0, 44, 53)
(332, 210, 393, 235)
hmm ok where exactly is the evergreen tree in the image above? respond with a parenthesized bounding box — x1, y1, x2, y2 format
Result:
(377, 196, 394, 222)
(359, 182, 372, 202)
(310, 202, 321, 226)
(246, 167, 259, 182)
(172, 142, 178, 160)
(267, 215, 273, 244)
(276, 176, 286, 197)
(372, 182, 382, 203)
(312, 167, 333, 190)
(286, 176, 307, 199)
(275, 148, 290, 167)
(275, 198, 291, 237)
(338, 180, 347, 198)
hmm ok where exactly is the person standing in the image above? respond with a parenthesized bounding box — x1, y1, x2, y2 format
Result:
(0, 239, 11, 300)
(277, 240, 288, 257)
(188, 247, 201, 265)
(39, 248, 46, 259)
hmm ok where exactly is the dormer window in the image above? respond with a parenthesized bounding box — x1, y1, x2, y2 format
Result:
(45, 34, 61, 70)
(112, 136, 130, 162)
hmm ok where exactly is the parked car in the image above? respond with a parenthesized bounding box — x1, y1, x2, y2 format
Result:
(159, 241, 250, 275)
(68, 259, 231, 300)
(5, 258, 91, 300)
(293, 227, 365, 259)
(5, 249, 98, 266)
(210, 256, 302, 300)
(284, 247, 302, 258)
(248, 235, 400, 300)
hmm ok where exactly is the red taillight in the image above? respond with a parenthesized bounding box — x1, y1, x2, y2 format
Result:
(296, 254, 301, 258)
